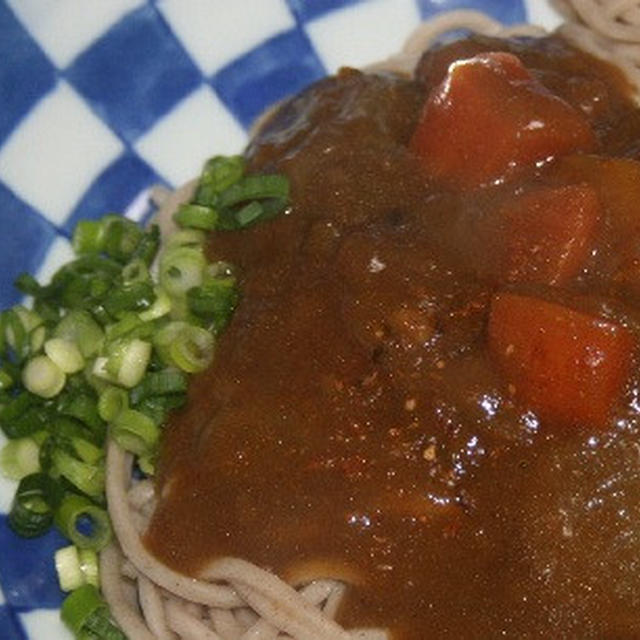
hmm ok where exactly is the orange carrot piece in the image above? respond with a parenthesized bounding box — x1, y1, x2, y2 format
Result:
(410, 52, 596, 190)
(501, 184, 599, 286)
(488, 292, 634, 427)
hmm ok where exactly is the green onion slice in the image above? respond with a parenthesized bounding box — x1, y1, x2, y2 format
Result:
(98, 386, 129, 422)
(8, 472, 64, 538)
(61, 584, 126, 639)
(22, 355, 66, 399)
(159, 246, 206, 298)
(54, 494, 112, 551)
(52, 449, 105, 498)
(173, 203, 219, 230)
(55, 545, 99, 591)
(0, 437, 40, 480)
(111, 409, 159, 456)
(44, 338, 85, 374)
(154, 321, 215, 373)
(54, 310, 104, 358)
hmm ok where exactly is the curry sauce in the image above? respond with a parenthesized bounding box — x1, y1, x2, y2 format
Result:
(146, 35, 640, 638)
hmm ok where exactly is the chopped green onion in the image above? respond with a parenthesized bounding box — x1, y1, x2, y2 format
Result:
(121, 258, 150, 285)
(32, 298, 61, 327)
(13, 305, 44, 334)
(103, 281, 156, 316)
(131, 224, 161, 266)
(104, 313, 153, 342)
(154, 321, 215, 372)
(50, 416, 99, 450)
(14, 272, 43, 298)
(30, 324, 47, 354)
(0, 393, 49, 438)
(54, 311, 104, 358)
(187, 268, 239, 333)
(0, 437, 40, 480)
(111, 408, 159, 456)
(105, 338, 152, 388)
(235, 200, 264, 227)
(71, 437, 103, 465)
(0, 161, 252, 631)
(57, 391, 105, 439)
(91, 358, 115, 385)
(130, 369, 188, 402)
(100, 215, 144, 263)
(169, 326, 215, 373)
(52, 449, 105, 498)
(213, 170, 290, 229)
(159, 246, 206, 298)
(62, 584, 126, 640)
(55, 545, 99, 591)
(0, 368, 13, 390)
(138, 287, 172, 322)
(55, 545, 84, 592)
(44, 338, 85, 374)
(54, 494, 112, 550)
(137, 452, 156, 476)
(219, 174, 289, 207)
(72, 220, 103, 255)
(22, 355, 66, 398)
(97, 387, 129, 422)
(104, 313, 146, 342)
(79, 548, 99, 588)
(194, 155, 245, 206)
(136, 394, 186, 425)
(8, 472, 63, 537)
(2, 308, 29, 361)
(61, 584, 102, 635)
(173, 202, 219, 230)
(165, 228, 206, 250)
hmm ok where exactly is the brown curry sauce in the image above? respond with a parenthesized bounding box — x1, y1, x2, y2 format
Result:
(145, 35, 640, 638)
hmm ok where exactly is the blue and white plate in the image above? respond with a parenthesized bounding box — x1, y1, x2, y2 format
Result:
(0, 1, 560, 638)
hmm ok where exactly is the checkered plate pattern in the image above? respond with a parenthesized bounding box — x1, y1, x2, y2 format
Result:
(0, 1, 558, 637)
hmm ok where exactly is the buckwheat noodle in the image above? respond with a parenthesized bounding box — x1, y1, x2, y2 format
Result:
(101, 5, 640, 639)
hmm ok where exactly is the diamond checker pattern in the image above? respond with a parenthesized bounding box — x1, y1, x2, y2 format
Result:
(0, 1, 531, 638)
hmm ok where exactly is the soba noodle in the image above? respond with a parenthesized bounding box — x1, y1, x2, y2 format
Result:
(101, 5, 640, 638)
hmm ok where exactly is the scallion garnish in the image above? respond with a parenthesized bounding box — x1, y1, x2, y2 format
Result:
(52, 449, 105, 498)
(0, 153, 290, 638)
(55, 545, 99, 591)
(22, 355, 66, 398)
(0, 368, 14, 390)
(0, 437, 40, 480)
(111, 408, 159, 456)
(61, 584, 126, 640)
(97, 387, 129, 423)
(174, 202, 219, 230)
(54, 494, 112, 551)
(154, 321, 215, 373)
(159, 245, 206, 298)
(44, 338, 85, 374)
(133, 368, 188, 398)
(8, 472, 63, 538)
(174, 154, 290, 231)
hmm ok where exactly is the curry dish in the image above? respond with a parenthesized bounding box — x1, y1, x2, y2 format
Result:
(146, 34, 640, 638)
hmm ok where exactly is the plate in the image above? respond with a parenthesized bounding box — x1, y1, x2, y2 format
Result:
(0, 1, 560, 638)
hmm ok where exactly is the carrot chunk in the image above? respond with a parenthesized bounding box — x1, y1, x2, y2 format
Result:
(552, 155, 640, 296)
(488, 292, 634, 427)
(410, 52, 596, 190)
(553, 155, 640, 237)
(501, 184, 599, 286)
